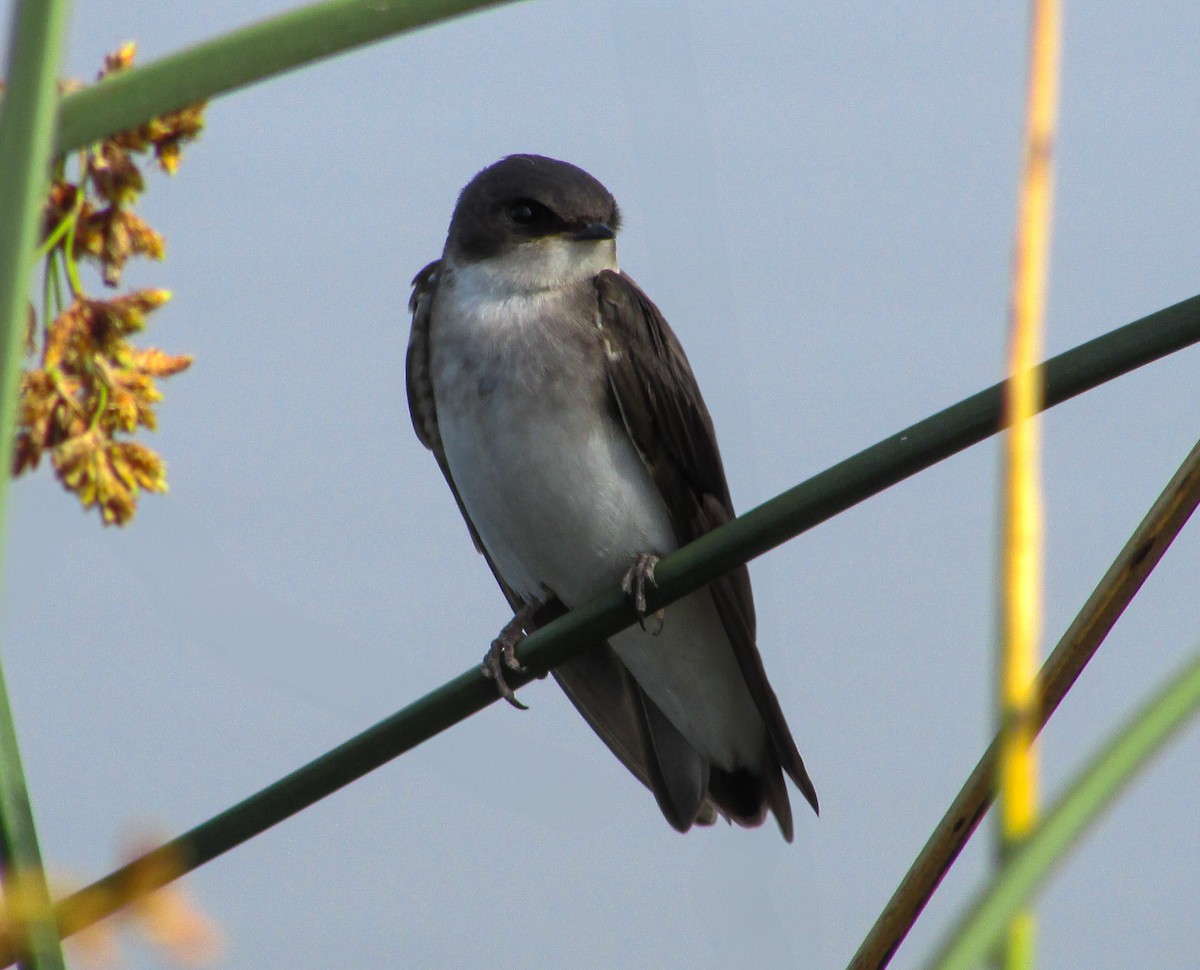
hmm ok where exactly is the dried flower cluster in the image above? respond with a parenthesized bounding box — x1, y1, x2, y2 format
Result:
(1, 837, 223, 967)
(14, 43, 206, 525)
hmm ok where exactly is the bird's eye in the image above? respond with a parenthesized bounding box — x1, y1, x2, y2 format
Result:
(508, 202, 537, 225)
(507, 199, 557, 231)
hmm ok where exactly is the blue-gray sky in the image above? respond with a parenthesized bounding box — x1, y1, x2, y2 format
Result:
(5, 2, 1200, 967)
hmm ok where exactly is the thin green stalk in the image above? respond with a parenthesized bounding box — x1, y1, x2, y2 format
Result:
(848, 433, 1200, 970)
(1, 292, 1194, 961)
(927, 646, 1200, 970)
(53, 0, 521, 155)
(0, 0, 74, 967)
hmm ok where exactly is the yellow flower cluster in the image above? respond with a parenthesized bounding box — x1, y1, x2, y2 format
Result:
(14, 43, 206, 525)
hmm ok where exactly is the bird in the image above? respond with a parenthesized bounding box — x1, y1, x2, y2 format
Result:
(406, 154, 817, 839)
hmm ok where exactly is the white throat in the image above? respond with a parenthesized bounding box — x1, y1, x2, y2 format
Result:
(448, 237, 618, 297)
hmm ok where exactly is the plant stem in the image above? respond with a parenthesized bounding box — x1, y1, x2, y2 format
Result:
(0, 0, 74, 967)
(53, 0, 521, 155)
(996, 2, 1061, 966)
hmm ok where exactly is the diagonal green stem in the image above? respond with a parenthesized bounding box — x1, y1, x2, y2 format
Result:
(52, 0, 521, 155)
(0, 0, 74, 968)
(926, 646, 1200, 970)
(1, 292, 1193, 961)
(848, 433, 1200, 970)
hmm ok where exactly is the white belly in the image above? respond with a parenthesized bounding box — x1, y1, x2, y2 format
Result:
(438, 367, 676, 606)
(430, 271, 766, 770)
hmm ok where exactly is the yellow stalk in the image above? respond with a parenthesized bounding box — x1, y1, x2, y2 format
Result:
(998, 1, 1061, 967)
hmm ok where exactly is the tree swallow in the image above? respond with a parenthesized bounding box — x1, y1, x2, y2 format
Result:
(406, 154, 817, 839)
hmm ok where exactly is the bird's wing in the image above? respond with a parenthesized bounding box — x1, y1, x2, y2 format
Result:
(594, 269, 819, 821)
(407, 261, 495, 565)
(406, 260, 717, 829)
(551, 642, 718, 831)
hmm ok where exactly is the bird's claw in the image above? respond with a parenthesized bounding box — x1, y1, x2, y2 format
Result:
(482, 637, 528, 710)
(482, 609, 533, 710)
(622, 552, 665, 635)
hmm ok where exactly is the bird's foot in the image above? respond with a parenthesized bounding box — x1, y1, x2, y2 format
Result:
(481, 602, 539, 710)
(622, 552, 665, 635)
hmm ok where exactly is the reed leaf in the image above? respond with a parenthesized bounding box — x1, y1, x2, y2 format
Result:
(53, 0, 520, 156)
(0, 0, 74, 966)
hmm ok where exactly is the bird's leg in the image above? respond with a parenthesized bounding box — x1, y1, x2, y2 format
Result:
(621, 552, 665, 635)
(482, 595, 545, 710)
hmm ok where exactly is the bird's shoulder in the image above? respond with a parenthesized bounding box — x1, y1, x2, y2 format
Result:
(592, 268, 736, 525)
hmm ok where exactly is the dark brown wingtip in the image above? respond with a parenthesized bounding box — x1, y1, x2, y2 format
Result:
(790, 757, 820, 817)
(637, 691, 711, 833)
(660, 802, 697, 835)
(776, 808, 795, 844)
(764, 761, 795, 842)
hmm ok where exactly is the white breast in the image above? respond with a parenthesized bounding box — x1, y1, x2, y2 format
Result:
(430, 256, 678, 606)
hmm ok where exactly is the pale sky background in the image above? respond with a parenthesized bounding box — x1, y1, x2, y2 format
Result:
(3, 2, 1200, 967)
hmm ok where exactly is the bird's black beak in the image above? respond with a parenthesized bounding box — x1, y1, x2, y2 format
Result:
(570, 222, 615, 242)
